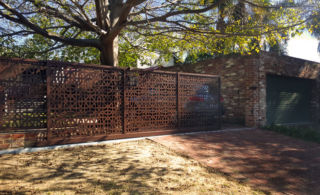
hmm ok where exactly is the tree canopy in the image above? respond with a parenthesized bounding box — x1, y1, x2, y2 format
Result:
(306, 9, 320, 53)
(0, 0, 319, 66)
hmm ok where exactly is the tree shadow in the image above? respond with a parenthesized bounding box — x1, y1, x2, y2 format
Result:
(0, 139, 212, 194)
(152, 129, 320, 195)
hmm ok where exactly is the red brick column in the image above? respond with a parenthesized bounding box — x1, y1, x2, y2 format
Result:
(244, 58, 264, 127)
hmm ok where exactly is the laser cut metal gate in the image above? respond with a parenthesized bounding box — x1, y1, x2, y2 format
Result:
(0, 57, 221, 145)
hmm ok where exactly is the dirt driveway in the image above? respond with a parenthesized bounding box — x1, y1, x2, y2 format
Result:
(151, 129, 320, 195)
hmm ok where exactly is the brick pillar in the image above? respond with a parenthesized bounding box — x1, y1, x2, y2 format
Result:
(245, 60, 257, 127)
(244, 58, 264, 127)
(258, 59, 267, 126)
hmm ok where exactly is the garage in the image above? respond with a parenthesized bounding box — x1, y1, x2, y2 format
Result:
(266, 74, 313, 125)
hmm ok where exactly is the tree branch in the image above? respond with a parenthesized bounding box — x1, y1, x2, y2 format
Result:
(0, 30, 34, 37)
(127, 0, 226, 26)
(0, 1, 100, 48)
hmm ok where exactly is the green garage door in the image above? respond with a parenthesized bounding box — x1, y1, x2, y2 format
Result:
(266, 75, 313, 125)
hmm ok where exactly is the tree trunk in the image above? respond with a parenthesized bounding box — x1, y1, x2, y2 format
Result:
(100, 36, 119, 66)
(217, 2, 226, 33)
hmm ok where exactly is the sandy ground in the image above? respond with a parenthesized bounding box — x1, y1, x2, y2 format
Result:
(0, 139, 262, 195)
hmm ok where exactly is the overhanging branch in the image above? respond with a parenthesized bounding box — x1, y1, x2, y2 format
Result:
(0, 1, 100, 48)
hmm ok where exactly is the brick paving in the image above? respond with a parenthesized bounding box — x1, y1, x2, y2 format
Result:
(151, 129, 320, 195)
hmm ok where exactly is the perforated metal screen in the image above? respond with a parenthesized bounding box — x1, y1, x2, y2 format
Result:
(0, 58, 221, 145)
(0, 59, 47, 131)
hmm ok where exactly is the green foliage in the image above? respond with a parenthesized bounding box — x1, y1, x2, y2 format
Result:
(306, 10, 320, 53)
(307, 11, 320, 37)
(155, 0, 305, 64)
(0, 0, 318, 66)
(0, 34, 142, 67)
(59, 46, 100, 64)
(264, 125, 320, 143)
(0, 35, 100, 64)
(184, 52, 214, 64)
(118, 41, 140, 67)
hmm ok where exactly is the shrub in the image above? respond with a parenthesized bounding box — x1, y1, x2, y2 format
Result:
(263, 124, 320, 143)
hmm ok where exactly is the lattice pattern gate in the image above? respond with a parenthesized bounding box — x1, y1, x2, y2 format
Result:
(0, 58, 221, 145)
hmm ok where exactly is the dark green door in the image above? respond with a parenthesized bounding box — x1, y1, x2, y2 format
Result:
(266, 75, 313, 125)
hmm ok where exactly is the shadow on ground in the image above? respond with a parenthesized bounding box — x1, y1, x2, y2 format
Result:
(152, 129, 320, 195)
(0, 143, 160, 194)
(0, 139, 261, 194)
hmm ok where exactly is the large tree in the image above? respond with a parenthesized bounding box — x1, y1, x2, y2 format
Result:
(0, 0, 318, 66)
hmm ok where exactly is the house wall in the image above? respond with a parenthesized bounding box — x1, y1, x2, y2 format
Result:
(163, 52, 320, 127)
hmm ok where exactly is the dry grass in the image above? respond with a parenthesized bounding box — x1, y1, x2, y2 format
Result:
(0, 139, 263, 195)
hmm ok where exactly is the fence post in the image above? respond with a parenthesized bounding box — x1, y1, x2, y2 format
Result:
(122, 69, 126, 134)
(218, 77, 222, 129)
(176, 72, 180, 129)
(46, 62, 51, 142)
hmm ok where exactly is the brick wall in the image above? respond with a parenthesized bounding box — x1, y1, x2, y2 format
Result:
(163, 52, 320, 127)
(0, 131, 47, 150)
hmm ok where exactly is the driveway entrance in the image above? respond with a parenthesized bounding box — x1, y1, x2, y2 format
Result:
(151, 129, 320, 194)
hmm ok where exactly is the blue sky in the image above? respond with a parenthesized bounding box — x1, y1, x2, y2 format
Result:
(287, 31, 320, 63)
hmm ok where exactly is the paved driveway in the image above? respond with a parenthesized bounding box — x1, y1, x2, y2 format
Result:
(151, 129, 320, 195)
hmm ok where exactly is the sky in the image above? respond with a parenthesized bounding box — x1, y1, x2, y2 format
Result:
(287, 31, 320, 63)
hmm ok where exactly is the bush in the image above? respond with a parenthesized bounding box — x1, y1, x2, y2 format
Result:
(263, 124, 320, 143)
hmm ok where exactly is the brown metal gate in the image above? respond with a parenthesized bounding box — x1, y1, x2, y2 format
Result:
(0, 57, 221, 145)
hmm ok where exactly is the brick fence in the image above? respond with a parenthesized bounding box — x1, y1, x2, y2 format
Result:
(0, 131, 47, 149)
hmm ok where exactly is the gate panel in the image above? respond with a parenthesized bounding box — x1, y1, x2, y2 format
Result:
(0, 59, 47, 132)
(47, 62, 123, 138)
(124, 71, 177, 132)
(179, 74, 220, 129)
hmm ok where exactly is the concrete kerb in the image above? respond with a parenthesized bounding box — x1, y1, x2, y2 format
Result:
(0, 127, 255, 155)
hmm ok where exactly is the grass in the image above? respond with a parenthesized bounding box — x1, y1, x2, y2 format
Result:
(0, 139, 263, 195)
(264, 124, 320, 143)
